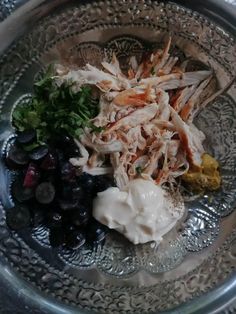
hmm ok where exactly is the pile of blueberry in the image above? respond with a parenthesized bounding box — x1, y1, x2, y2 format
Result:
(5, 130, 114, 250)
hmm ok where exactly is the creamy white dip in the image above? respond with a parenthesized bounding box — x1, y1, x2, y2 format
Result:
(93, 179, 185, 244)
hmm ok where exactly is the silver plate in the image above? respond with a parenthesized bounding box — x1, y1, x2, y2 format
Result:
(0, 1, 236, 313)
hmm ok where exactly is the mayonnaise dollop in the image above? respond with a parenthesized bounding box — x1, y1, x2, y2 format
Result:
(93, 179, 185, 245)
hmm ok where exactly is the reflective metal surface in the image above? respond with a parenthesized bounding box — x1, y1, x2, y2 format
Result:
(0, 0, 235, 313)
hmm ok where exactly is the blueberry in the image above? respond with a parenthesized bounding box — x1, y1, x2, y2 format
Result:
(17, 129, 36, 145)
(86, 220, 107, 244)
(66, 230, 86, 250)
(40, 172, 57, 185)
(60, 162, 77, 183)
(12, 178, 35, 203)
(59, 184, 85, 204)
(40, 151, 57, 171)
(61, 185, 74, 199)
(53, 135, 80, 158)
(58, 198, 79, 211)
(71, 206, 90, 227)
(31, 207, 45, 226)
(71, 185, 84, 200)
(77, 173, 95, 192)
(47, 211, 63, 228)
(6, 205, 31, 230)
(80, 197, 93, 213)
(54, 134, 72, 148)
(49, 227, 65, 247)
(65, 224, 76, 234)
(65, 145, 81, 159)
(58, 135, 81, 157)
(35, 182, 55, 204)
(29, 145, 49, 161)
(56, 149, 65, 165)
(6, 143, 29, 169)
(94, 175, 115, 193)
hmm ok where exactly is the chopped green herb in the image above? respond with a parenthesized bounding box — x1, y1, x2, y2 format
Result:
(22, 142, 41, 152)
(136, 166, 143, 175)
(150, 66, 155, 76)
(90, 125, 105, 133)
(12, 66, 100, 144)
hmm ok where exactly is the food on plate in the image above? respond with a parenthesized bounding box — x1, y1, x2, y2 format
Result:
(182, 153, 220, 192)
(4, 37, 221, 248)
(93, 179, 185, 245)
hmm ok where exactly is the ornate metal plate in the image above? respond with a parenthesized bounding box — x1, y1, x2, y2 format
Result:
(0, 0, 236, 313)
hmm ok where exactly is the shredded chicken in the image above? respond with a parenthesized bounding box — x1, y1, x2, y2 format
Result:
(56, 38, 218, 189)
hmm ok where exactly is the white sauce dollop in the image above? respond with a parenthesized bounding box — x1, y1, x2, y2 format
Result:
(93, 179, 185, 245)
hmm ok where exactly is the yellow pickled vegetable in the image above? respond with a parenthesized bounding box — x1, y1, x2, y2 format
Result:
(182, 153, 221, 192)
